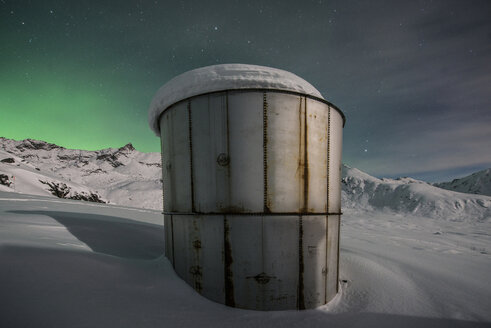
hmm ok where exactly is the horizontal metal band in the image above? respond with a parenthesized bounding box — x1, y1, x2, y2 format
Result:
(162, 211, 343, 216)
(157, 88, 346, 128)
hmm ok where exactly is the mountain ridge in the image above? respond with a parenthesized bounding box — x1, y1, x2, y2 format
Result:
(1, 137, 490, 221)
(433, 168, 491, 196)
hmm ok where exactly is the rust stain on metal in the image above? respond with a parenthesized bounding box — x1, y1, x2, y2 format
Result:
(298, 97, 310, 213)
(193, 239, 202, 249)
(189, 265, 203, 293)
(219, 205, 245, 213)
(247, 272, 275, 285)
(224, 217, 235, 306)
(307, 245, 317, 256)
(297, 216, 305, 310)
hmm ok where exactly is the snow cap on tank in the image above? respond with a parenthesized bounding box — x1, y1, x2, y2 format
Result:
(148, 63, 324, 135)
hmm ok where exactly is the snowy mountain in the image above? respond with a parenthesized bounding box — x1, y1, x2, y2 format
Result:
(0, 137, 162, 210)
(1, 137, 490, 222)
(342, 165, 491, 222)
(434, 168, 491, 197)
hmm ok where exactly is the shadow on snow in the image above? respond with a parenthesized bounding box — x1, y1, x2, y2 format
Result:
(8, 210, 165, 260)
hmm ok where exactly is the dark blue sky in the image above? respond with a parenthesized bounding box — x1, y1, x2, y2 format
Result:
(1, 0, 490, 182)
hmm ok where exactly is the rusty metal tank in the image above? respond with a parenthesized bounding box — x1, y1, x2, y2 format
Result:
(148, 64, 345, 310)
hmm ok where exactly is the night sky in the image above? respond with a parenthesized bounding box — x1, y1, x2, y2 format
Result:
(1, 0, 490, 182)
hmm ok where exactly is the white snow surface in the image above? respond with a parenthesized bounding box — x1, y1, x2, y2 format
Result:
(434, 168, 491, 197)
(1, 138, 491, 326)
(148, 64, 324, 135)
(1, 191, 490, 327)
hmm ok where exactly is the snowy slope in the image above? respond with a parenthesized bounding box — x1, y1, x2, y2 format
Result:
(1, 191, 490, 327)
(0, 137, 162, 210)
(342, 165, 491, 222)
(434, 168, 491, 196)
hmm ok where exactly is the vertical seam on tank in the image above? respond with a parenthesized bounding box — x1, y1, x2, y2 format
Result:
(297, 215, 305, 309)
(224, 215, 235, 306)
(262, 92, 268, 308)
(336, 215, 340, 293)
(297, 96, 307, 310)
(225, 92, 231, 207)
(327, 107, 331, 215)
(188, 100, 195, 212)
(324, 214, 328, 304)
(160, 136, 165, 214)
(263, 92, 269, 212)
(169, 111, 175, 212)
(326, 107, 331, 302)
(171, 214, 175, 268)
(263, 93, 269, 308)
(303, 97, 308, 211)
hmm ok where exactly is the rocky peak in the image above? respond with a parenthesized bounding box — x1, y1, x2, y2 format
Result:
(119, 143, 135, 152)
(15, 139, 63, 151)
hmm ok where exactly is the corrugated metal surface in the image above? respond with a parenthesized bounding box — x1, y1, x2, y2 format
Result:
(158, 90, 343, 310)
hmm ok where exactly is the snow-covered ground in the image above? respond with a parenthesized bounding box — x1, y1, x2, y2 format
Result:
(1, 137, 490, 326)
(1, 191, 490, 328)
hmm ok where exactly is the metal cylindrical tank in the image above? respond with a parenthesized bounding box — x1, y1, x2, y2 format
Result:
(148, 64, 345, 310)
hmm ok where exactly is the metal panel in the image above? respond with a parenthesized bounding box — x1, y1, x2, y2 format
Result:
(171, 215, 194, 287)
(199, 215, 225, 304)
(266, 92, 303, 212)
(160, 111, 173, 212)
(328, 109, 343, 213)
(227, 92, 263, 212)
(209, 93, 230, 211)
(326, 214, 340, 301)
(188, 93, 230, 213)
(301, 215, 327, 308)
(306, 98, 329, 212)
(168, 102, 192, 212)
(170, 214, 225, 302)
(190, 95, 216, 213)
(262, 216, 299, 310)
(228, 215, 263, 309)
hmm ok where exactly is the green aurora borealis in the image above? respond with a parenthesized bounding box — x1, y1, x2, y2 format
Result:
(1, 0, 490, 181)
(0, 64, 157, 151)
